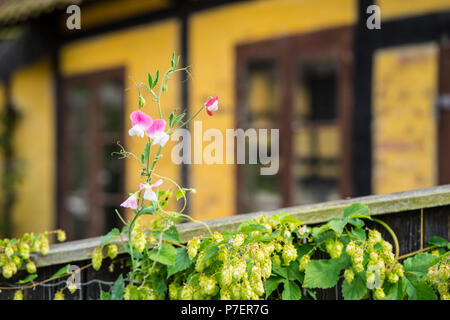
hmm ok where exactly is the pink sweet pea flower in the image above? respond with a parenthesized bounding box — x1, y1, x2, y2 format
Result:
(120, 194, 138, 210)
(205, 94, 219, 116)
(139, 179, 163, 202)
(146, 119, 169, 146)
(128, 110, 153, 138)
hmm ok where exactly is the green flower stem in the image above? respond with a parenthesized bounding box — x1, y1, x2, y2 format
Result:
(372, 218, 400, 259)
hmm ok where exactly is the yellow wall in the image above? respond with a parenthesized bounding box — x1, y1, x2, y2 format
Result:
(189, 0, 357, 220)
(377, 0, 450, 21)
(372, 43, 438, 195)
(60, 0, 168, 31)
(60, 19, 180, 221)
(10, 58, 55, 236)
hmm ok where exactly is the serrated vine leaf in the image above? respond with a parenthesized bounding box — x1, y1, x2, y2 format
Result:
(304, 256, 349, 289)
(341, 272, 367, 300)
(264, 276, 283, 298)
(100, 228, 120, 247)
(148, 243, 177, 266)
(427, 236, 449, 248)
(111, 274, 124, 300)
(343, 203, 370, 219)
(403, 253, 436, 275)
(282, 280, 301, 300)
(167, 247, 192, 278)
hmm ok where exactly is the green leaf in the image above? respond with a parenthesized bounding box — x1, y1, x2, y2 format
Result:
(100, 290, 112, 300)
(201, 243, 220, 264)
(111, 274, 124, 300)
(264, 276, 283, 298)
(271, 264, 288, 279)
(151, 276, 167, 297)
(304, 255, 349, 289)
(280, 215, 303, 227)
(50, 264, 71, 279)
(16, 274, 38, 284)
(384, 279, 405, 300)
(327, 217, 347, 234)
(172, 113, 185, 127)
(140, 203, 157, 215)
(403, 277, 437, 300)
(347, 217, 365, 228)
(153, 70, 159, 88)
(287, 261, 304, 282)
(155, 225, 181, 243)
(143, 142, 150, 165)
(31, 233, 39, 247)
(352, 227, 366, 241)
(238, 223, 268, 234)
(100, 228, 120, 247)
(167, 247, 192, 278)
(341, 272, 367, 300)
(282, 280, 302, 300)
(168, 110, 175, 127)
(148, 243, 177, 266)
(403, 253, 436, 275)
(175, 189, 185, 200)
(147, 72, 153, 89)
(427, 236, 449, 248)
(343, 203, 370, 220)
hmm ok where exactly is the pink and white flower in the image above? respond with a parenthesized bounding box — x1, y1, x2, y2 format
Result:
(139, 179, 163, 202)
(120, 194, 138, 210)
(128, 110, 153, 138)
(205, 94, 219, 116)
(146, 119, 169, 146)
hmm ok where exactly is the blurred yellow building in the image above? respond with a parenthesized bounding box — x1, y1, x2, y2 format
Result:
(0, 0, 449, 240)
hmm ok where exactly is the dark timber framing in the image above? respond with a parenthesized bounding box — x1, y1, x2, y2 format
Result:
(235, 26, 354, 214)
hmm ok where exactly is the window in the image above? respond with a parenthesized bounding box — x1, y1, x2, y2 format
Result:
(60, 68, 125, 240)
(236, 27, 353, 213)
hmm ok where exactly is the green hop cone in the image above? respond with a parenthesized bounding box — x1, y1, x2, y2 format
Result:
(232, 258, 247, 281)
(344, 268, 355, 283)
(19, 243, 30, 260)
(218, 244, 228, 262)
(14, 290, 23, 300)
(180, 285, 194, 300)
(54, 291, 65, 300)
(107, 244, 118, 260)
(231, 283, 241, 300)
(386, 271, 399, 283)
(212, 232, 224, 242)
(2, 264, 13, 279)
(220, 263, 233, 287)
(200, 274, 218, 296)
(220, 287, 232, 300)
(57, 230, 66, 242)
(272, 254, 281, 266)
(5, 245, 14, 258)
(281, 242, 297, 265)
(26, 261, 36, 274)
(373, 288, 385, 300)
(299, 255, 311, 272)
(40, 238, 50, 255)
(187, 237, 201, 260)
(92, 247, 103, 271)
(169, 282, 180, 300)
(67, 282, 78, 294)
(232, 233, 246, 249)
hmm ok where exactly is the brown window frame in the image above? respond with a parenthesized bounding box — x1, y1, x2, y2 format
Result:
(235, 26, 353, 214)
(58, 67, 126, 239)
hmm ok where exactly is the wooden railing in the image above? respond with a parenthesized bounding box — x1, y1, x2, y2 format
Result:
(1, 185, 449, 300)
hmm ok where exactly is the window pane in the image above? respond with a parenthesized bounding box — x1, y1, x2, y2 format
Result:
(100, 79, 122, 134)
(245, 61, 278, 127)
(240, 61, 281, 212)
(293, 62, 340, 205)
